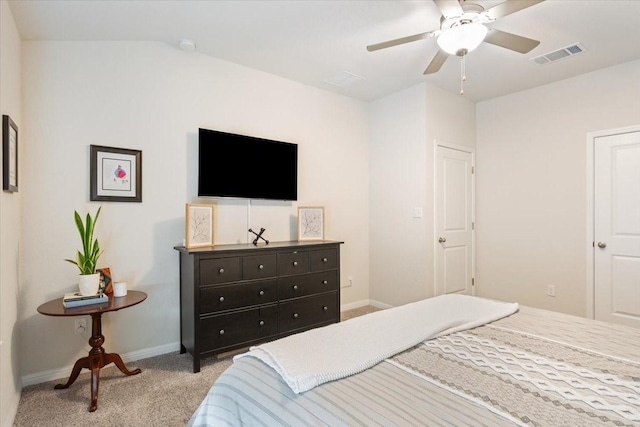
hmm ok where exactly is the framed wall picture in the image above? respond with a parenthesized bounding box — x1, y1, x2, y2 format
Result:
(297, 206, 325, 241)
(2, 115, 18, 193)
(186, 203, 215, 248)
(90, 145, 142, 202)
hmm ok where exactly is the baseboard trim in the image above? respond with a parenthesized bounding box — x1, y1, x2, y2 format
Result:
(341, 299, 393, 311)
(21, 341, 180, 387)
(369, 299, 394, 310)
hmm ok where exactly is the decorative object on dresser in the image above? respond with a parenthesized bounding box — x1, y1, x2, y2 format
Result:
(64, 207, 103, 296)
(175, 240, 343, 373)
(90, 145, 142, 202)
(248, 227, 269, 245)
(2, 114, 18, 193)
(185, 203, 215, 248)
(297, 206, 325, 241)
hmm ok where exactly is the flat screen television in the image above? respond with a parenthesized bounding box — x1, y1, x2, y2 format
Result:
(198, 128, 298, 201)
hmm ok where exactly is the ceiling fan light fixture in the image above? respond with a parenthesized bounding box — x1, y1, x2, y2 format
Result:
(437, 23, 488, 55)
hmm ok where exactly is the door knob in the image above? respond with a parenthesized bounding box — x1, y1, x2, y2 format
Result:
(438, 237, 446, 243)
(597, 241, 607, 249)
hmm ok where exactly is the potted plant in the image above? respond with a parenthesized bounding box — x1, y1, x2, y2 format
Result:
(65, 207, 103, 295)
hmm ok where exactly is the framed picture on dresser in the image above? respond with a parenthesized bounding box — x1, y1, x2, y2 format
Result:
(185, 203, 215, 248)
(297, 206, 324, 241)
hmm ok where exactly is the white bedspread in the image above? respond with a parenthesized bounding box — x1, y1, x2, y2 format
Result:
(234, 294, 518, 393)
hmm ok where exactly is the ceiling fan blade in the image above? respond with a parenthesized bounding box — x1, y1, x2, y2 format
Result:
(485, 0, 544, 20)
(367, 30, 436, 52)
(484, 28, 540, 53)
(433, 0, 464, 19)
(424, 49, 449, 75)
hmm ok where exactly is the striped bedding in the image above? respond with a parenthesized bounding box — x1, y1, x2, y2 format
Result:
(188, 304, 640, 426)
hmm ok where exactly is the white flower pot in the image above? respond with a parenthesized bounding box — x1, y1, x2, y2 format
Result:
(78, 273, 100, 296)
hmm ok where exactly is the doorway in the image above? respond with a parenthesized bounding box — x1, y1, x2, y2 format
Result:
(435, 142, 475, 296)
(587, 126, 640, 328)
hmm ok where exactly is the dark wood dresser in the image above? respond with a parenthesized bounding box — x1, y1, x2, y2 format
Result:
(175, 240, 343, 372)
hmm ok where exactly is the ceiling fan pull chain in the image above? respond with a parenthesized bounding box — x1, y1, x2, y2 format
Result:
(460, 54, 466, 95)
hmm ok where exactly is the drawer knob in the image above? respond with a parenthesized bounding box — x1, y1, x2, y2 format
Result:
(323, 280, 328, 285)
(293, 261, 298, 266)
(219, 329, 225, 335)
(219, 296, 225, 302)
(323, 306, 328, 311)
(259, 290, 265, 296)
(259, 264, 264, 270)
(293, 285, 298, 291)
(218, 268, 225, 274)
(322, 257, 328, 262)
(259, 320, 265, 326)
(293, 313, 298, 318)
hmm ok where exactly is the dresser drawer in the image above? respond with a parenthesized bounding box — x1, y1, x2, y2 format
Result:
(243, 254, 277, 280)
(200, 279, 278, 314)
(278, 292, 338, 332)
(200, 305, 278, 352)
(278, 251, 310, 276)
(200, 257, 241, 285)
(278, 271, 338, 300)
(310, 248, 338, 271)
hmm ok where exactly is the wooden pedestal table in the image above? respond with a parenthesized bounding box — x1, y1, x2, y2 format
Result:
(37, 290, 147, 412)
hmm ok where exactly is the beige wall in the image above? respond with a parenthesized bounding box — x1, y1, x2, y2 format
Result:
(369, 83, 475, 307)
(0, 1, 22, 425)
(475, 60, 640, 316)
(20, 41, 370, 380)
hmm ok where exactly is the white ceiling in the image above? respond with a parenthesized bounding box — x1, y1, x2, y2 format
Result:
(8, 0, 640, 102)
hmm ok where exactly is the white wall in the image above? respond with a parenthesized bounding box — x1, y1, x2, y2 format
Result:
(20, 41, 370, 379)
(0, 1, 22, 425)
(369, 83, 475, 306)
(476, 60, 640, 316)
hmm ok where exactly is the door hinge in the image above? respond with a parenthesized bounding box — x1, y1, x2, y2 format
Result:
(471, 166, 475, 174)
(592, 241, 595, 247)
(472, 222, 475, 230)
(472, 278, 475, 287)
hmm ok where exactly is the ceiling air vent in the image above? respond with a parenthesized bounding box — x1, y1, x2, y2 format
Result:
(324, 71, 365, 88)
(531, 43, 587, 66)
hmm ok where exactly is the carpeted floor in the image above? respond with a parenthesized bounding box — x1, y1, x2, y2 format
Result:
(14, 305, 380, 426)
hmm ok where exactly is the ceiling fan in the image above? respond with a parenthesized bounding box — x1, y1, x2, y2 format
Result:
(367, 0, 545, 75)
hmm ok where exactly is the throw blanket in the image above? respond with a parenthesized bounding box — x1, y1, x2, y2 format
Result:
(235, 294, 518, 393)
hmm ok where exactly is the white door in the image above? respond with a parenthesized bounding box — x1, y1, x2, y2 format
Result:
(435, 145, 474, 296)
(594, 131, 640, 328)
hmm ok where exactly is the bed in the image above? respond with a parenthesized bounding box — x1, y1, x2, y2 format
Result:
(188, 295, 640, 426)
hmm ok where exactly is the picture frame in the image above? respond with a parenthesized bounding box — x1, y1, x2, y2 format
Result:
(90, 145, 142, 202)
(97, 267, 113, 294)
(186, 203, 216, 248)
(2, 115, 18, 193)
(297, 206, 325, 241)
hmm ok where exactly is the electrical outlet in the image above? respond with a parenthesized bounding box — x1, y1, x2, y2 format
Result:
(75, 318, 86, 335)
(348, 276, 353, 287)
(547, 284, 556, 297)
(341, 276, 353, 288)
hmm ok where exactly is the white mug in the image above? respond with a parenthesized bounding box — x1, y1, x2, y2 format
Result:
(113, 281, 128, 297)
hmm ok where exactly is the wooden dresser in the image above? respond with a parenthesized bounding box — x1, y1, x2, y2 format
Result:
(175, 240, 343, 372)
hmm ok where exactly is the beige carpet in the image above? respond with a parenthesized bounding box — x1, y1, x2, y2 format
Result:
(14, 305, 379, 426)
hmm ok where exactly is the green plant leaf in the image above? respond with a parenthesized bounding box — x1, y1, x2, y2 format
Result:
(66, 207, 102, 275)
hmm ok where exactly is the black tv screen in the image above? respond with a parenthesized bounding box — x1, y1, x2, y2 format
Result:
(198, 128, 298, 201)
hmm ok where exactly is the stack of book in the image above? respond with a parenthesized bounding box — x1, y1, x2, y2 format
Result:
(62, 292, 109, 308)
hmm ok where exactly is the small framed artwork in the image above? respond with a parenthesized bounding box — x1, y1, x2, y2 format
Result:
(2, 115, 18, 193)
(186, 203, 215, 248)
(298, 206, 325, 241)
(90, 145, 142, 202)
(97, 267, 113, 294)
